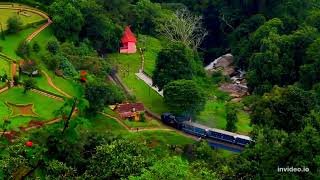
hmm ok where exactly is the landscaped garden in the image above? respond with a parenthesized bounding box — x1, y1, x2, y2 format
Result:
(0, 3, 45, 31)
(0, 87, 64, 130)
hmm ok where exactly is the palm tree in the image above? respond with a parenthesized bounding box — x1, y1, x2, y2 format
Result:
(56, 97, 89, 134)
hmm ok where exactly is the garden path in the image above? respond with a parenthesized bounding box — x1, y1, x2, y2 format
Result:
(25, 19, 52, 42)
(41, 71, 72, 98)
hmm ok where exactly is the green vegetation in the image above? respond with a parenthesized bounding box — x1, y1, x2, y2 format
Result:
(0, 56, 11, 80)
(123, 118, 163, 128)
(139, 35, 162, 76)
(0, 8, 44, 31)
(0, 87, 63, 129)
(0, 27, 36, 59)
(3, 0, 320, 179)
(109, 51, 169, 114)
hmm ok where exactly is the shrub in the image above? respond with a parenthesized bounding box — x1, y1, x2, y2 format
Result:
(59, 56, 77, 77)
(7, 16, 23, 34)
(47, 38, 60, 54)
(33, 42, 41, 53)
(16, 42, 31, 58)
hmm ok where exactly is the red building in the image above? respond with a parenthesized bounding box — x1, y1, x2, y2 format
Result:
(120, 26, 137, 54)
(115, 103, 145, 121)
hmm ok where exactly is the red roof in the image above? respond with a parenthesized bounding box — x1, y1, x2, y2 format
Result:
(116, 103, 144, 113)
(121, 26, 137, 44)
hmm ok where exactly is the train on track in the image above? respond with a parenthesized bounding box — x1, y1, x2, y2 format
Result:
(161, 113, 252, 147)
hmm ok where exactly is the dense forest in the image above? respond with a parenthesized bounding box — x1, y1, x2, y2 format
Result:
(0, 0, 320, 179)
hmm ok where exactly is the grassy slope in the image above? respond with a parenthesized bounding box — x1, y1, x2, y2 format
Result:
(109, 45, 169, 114)
(0, 28, 36, 59)
(138, 35, 162, 76)
(90, 114, 195, 145)
(0, 56, 10, 77)
(29, 26, 54, 53)
(20, 73, 63, 96)
(0, 87, 64, 129)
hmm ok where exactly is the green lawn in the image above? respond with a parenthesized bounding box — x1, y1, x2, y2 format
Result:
(198, 100, 227, 129)
(124, 130, 195, 145)
(20, 73, 64, 96)
(47, 71, 84, 98)
(197, 99, 252, 134)
(123, 118, 164, 128)
(0, 56, 11, 78)
(29, 26, 55, 54)
(138, 35, 162, 76)
(0, 87, 64, 130)
(0, 27, 36, 59)
(0, 8, 44, 31)
(109, 52, 169, 114)
(236, 110, 252, 134)
(90, 114, 127, 135)
(90, 114, 194, 145)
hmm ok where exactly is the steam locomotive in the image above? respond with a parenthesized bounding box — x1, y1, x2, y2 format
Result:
(161, 113, 252, 147)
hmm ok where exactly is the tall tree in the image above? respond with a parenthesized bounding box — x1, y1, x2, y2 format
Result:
(84, 139, 155, 179)
(251, 85, 317, 132)
(163, 80, 206, 117)
(152, 43, 197, 90)
(129, 156, 190, 180)
(160, 8, 208, 49)
(49, 0, 84, 41)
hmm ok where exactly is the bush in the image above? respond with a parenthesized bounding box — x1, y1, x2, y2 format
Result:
(33, 42, 41, 53)
(7, 15, 23, 34)
(16, 42, 31, 58)
(23, 78, 37, 94)
(58, 55, 77, 77)
(47, 38, 60, 54)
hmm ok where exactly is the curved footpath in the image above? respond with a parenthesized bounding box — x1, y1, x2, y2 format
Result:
(41, 71, 72, 98)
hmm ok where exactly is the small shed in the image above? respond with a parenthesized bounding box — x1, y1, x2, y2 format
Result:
(115, 103, 145, 121)
(120, 26, 137, 54)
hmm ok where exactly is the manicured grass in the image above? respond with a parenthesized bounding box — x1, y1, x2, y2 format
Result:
(0, 27, 36, 59)
(198, 100, 227, 129)
(90, 114, 194, 145)
(109, 53, 169, 114)
(123, 118, 164, 128)
(90, 114, 127, 135)
(197, 99, 252, 134)
(0, 56, 11, 78)
(48, 72, 84, 98)
(0, 87, 64, 130)
(29, 26, 55, 54)
(124, 130, 195, 145)
(20, 74, 64, 96)
(0, 8, 44, 30)
(236, 110, 252, 134)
